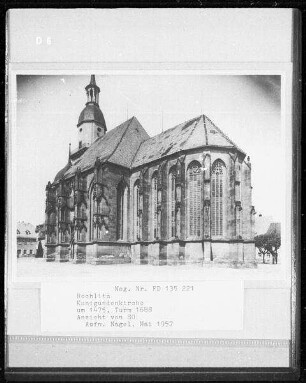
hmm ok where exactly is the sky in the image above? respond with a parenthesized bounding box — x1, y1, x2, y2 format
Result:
(15, 74, 282, 227)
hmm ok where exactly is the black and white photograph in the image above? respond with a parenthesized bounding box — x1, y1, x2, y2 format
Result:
(14, 73, 284, 279)
(5, 8, 299, 376)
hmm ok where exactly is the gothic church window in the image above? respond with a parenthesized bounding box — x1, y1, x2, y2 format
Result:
(49, 212, 56, 225)
(117, 181, 128, 240)
(51, 232, 57, 244)
(151, 173, 158, 239)
(91, 186, 106, 241)
(133, 180, 141, 241)
(61, 229, 70, 243)
(78, 177, 86, 191)
(77, 226, 87, 242)
(60, 208, 69, 222)
(168, 168, 176, 238)
(211, 159, 226, 236)
(236, 206, 242, 238)
(187, 161, 202, 237)
(77, 203, 86, 219)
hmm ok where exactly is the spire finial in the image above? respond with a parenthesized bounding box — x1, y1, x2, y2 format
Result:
(90, 74, 96, 86)
(161, 110, 164, 133)
(68, 143, 72, 164)
(85, 74, 100, 104)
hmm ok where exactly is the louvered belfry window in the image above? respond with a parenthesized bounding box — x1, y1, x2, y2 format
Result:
(188, 161, 202, 237)
(169, 169, 176, 237)
(211, 160, 225, 236)
(152, 174, 158, 239)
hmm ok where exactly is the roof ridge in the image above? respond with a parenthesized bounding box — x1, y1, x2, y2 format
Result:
(131, 115, 202, 166)
(149, 115, 202, 141)
(201, 115, 208, 146)
(183, 115, 202, 145)
(106, 117, 135, 163)
(89, 116, 134, 150)
(131, 133, 147, 168)
(204, 115, 245, 154)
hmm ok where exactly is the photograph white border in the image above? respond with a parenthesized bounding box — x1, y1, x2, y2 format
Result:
(5, 63, 296, 370)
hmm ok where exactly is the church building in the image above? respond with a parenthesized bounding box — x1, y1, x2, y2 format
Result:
(45, 75, 257, 267)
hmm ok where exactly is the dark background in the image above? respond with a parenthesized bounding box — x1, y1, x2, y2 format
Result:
(1, 1, 305, 382)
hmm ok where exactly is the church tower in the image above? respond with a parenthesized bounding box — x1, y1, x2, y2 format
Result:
(77, 75, 107, 149)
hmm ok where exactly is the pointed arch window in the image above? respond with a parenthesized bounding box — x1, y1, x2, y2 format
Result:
(78, 177, 87, 192)
(49, 211, 56, 225)
(211, 160, 226, 236)
(91, 182, 110, 241)
(60, 207, 69, 223)
(236, 205, 242, 238)
(46, 211, 57, 244)
(91, 195, 100, 241)
(151, 173, 158, 239)
(77, 203, 87, 219)
(187, 161, 202, 237)
(117, 181, 128, 240)
(77, 226, 87, 242)
(168, 168, 176, 238)
(60, 229, 70, 243)
(133, 180, 141, 241)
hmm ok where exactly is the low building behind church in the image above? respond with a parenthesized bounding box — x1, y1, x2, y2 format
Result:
(45, 75, 257, 267)
(17, 222, 36, 257)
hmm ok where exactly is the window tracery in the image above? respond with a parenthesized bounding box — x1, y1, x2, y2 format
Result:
(133, 180, 141, 241)
(117, 181, 128, 240)
(151, 173, 158, 239)
(187, 161, 202, 237)
(91, 184, 109, 241)
(168, 168, 176, 238)
(211, 160, 226, 236)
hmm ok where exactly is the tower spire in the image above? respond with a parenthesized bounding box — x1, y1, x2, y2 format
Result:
(76, 75, 107, 152)
(85, 74, 100, 105)
(161, 110, 164, 132)
(90, 75, 96, 86)
(68, 143, 72, 164)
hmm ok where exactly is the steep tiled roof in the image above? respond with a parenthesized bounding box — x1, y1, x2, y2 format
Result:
(54, 162, 71, 183)
(54, 114, 245, 182)
(17, 222, 36, 239)
(55, 117, 149, 181)
(131, 115, 245, 168)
